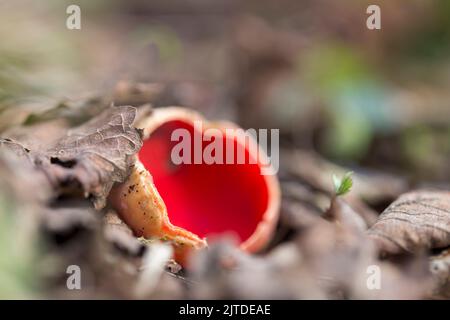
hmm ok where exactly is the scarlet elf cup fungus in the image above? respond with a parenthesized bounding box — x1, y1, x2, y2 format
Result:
(110, 107, 281, 264)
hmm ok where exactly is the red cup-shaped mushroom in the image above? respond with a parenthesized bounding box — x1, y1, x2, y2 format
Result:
(110, 107, 280, 264)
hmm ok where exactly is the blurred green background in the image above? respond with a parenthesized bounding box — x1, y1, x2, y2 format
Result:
(1, 0, 450, 297)
(2, 0, 450, 181)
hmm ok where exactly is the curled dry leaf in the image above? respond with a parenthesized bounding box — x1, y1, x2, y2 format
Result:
(1, 139, 101, 238)
(1, 106, 143, 209)
(38, 106, 143, 209)
(367, 190, 450, 254)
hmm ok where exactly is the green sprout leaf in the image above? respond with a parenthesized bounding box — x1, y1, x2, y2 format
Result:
(333, 171, 354, 196)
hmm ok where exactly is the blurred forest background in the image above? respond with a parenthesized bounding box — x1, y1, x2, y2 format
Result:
(1, 0, 450, 299)
(2, 0, 450, 180)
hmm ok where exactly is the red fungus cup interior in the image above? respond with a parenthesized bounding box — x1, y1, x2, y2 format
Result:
(138, 120, 270, 245)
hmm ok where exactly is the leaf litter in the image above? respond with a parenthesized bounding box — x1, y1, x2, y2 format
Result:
(0, 87, 449, 299)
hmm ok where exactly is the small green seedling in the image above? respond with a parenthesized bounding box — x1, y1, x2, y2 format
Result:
(333, 171, 353, 196)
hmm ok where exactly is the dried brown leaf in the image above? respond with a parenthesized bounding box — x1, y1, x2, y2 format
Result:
(367, 190, 450, 254)
(36, 106, 142, 209)
(1, 106, 143, 209)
